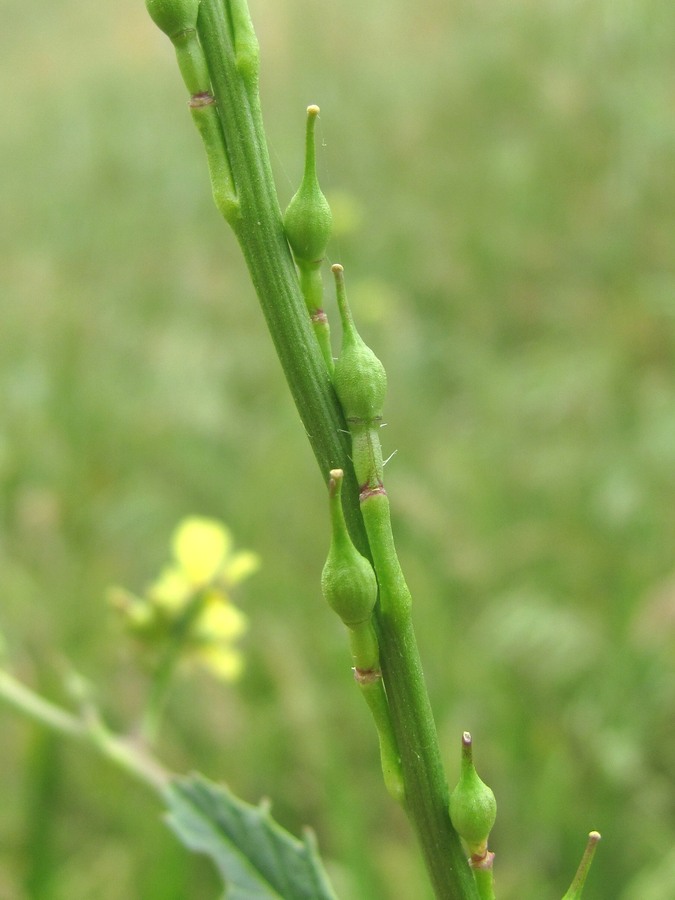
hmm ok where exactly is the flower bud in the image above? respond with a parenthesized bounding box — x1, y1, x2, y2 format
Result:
(283, 106, 333, 265)
(449, 732, 497, 858)
(321, 469, 378, 627)
(331, 264, 387, 422)
(146, 0, 200, 39)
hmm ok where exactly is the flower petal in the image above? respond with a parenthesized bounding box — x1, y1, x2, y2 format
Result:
(222, 550, 261, 585)
(195, 601, 248, 642)
(172, 517, 232, 585)
(148, 565, 192, 612)
(193, 645, 244, 681)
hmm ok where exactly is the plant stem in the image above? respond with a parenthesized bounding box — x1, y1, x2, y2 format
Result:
(197, 2, 351, 485)
(471, 853, 496, 900)
(142, 590, 209, 745)
(0, 670, 169, 791)
(188, 4, 478, 897)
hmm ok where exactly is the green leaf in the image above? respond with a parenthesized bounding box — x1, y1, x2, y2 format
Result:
(164, 773, 339, 900)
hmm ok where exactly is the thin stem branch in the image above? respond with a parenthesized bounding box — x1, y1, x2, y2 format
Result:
(0, 669, 169, 792)
(141, 590, 209, 745)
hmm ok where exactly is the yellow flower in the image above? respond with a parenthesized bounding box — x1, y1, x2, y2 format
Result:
(194, 599, 248, 642)
(224, 550, 260, 586)
(148, 566, 193, 612)
(146, 517, 260, 613)
(185, 597, 249, 681)
(111, 516, 258, 685)
(172, 517, 233, 586)
(191, 645, 245, 681)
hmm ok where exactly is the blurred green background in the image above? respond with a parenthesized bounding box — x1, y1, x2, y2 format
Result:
(2, 0, 674, 897)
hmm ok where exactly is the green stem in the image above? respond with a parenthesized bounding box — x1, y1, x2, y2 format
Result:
(471, 854, 496, 900)
(184, 4, 479, 897)
(197, 0, 354, 502)
(142, 590, 209, 744)
(189, 95, 238, 222)
(300, 264, 334, 373)
(0, 670, 169, 791)
(354, 668, 404, 804)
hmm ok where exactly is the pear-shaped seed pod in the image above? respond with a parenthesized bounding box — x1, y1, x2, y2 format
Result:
(321, 470, 378, 627)
(449, 732, 497, 858)
(332, 264, 387, 422)
(146, 0, 200, 38)
(283, 106, 333, 265)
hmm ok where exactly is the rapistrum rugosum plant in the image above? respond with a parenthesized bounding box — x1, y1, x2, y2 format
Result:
(0, 2, 609, 898)
(137, 2, 602, 896)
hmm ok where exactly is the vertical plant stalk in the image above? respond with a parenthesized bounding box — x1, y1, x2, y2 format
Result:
(150, 2, 480, 896)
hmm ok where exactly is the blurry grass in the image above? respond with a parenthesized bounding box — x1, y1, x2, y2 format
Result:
(1, 0, 675, 897)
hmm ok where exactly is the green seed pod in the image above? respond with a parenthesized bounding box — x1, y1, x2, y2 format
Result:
(449, 732, 497, 858)
(332, 264, 387, 422)
(145, 0, 200, 39)
(321, 469, 378, 627)
(283, 106, 333, 265)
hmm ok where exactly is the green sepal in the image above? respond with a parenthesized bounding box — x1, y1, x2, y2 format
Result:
(449, 732, 497, 858)
(284, 106, 333, 264)
(332, 264, 387, 422)
(321, 469, 378, 627)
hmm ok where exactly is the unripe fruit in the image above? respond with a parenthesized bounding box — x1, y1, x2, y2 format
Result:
(146, 0, 199, 39)
(321, 470, 378, 627)
(449, 732, 497, 858)
(283, 106, 333, 264)
(332, 264, 387, 422)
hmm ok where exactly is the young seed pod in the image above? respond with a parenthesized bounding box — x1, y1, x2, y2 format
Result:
(283, 106, 333, 265)
(332, 264, 387, 422)
(145, 0, 200, 39)
(449, 732, 497, 859)
(321, 469, 378, 627)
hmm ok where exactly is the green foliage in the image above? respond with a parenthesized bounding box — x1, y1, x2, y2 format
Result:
(165, 774, 338, 900)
